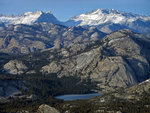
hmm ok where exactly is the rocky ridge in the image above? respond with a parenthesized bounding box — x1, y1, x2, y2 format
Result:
(2, 29, 150, 92)
(0, 23, 105, 54)
(40, 29, 150, 91)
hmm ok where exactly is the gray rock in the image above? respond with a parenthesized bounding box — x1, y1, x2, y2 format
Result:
(16, 110, 30, 113)
(37, 104, 60, 113)
(3, 60, 28, 75)
(39, 29, 150, 91)
(0, 23, 106, 54)
(41, 61, 61, 74)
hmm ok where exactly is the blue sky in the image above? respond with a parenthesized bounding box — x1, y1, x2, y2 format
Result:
(0, 0, 150, 21)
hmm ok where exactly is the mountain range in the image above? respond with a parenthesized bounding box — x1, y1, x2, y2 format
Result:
(0, 11, 61, 25)
(0, 29, 150, 113)
(65, 9, 150, 34)
(1, 29, 150, 92)
(0, 23, 105, 54)
(0, 9, 150, 36)
(0, 9, 150, 113)
(0, 8, 150, 93)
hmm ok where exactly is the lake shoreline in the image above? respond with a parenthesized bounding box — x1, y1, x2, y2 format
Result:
(54, 93, 101, 101)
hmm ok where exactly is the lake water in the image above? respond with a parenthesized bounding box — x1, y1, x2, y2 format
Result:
(54, 93, 101, 101)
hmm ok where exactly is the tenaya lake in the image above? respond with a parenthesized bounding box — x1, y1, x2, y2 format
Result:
(55, 93, 101, 101)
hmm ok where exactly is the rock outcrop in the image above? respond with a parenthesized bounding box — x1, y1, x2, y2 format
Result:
(3, 60, 28, 75)
(37, 104, 60, 113)
(41, 61, 62, 74)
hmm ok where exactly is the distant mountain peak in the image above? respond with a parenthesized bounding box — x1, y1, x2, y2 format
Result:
(0, 11, 61, 25)
(69, 9, 139, 25)
(65, 9, 150, 34)
(0, 9, 150, 35)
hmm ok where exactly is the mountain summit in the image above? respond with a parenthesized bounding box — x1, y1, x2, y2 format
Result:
(0, 11, 61, 25)
(65, 9, 150, 34)
(0, 9, 150, 35)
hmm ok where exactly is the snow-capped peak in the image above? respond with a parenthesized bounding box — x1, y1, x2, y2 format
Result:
(66, 9, 150, 26)
(0, 11, 61, 25)
(64, 9, 150, 34)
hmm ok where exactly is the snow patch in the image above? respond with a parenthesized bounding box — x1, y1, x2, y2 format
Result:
(139, 79, 150, 85)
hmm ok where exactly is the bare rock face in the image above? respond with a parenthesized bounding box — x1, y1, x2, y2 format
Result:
(1, 29, 150, 92)
(41, 61, 61, 74)
(37, 104, 60, 113)
(40, 47, 100, 77)
(3, 60, 28, 75)
(0, 23, 105, 54)
(100, 29, 150, 82)
(39, 29, 150, 91)
(89, 56, 137, 91)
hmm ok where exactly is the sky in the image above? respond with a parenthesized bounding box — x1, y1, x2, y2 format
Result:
(0, 0, 150, 21)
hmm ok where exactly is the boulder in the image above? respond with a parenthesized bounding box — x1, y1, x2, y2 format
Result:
(37, 104, 60, 113)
